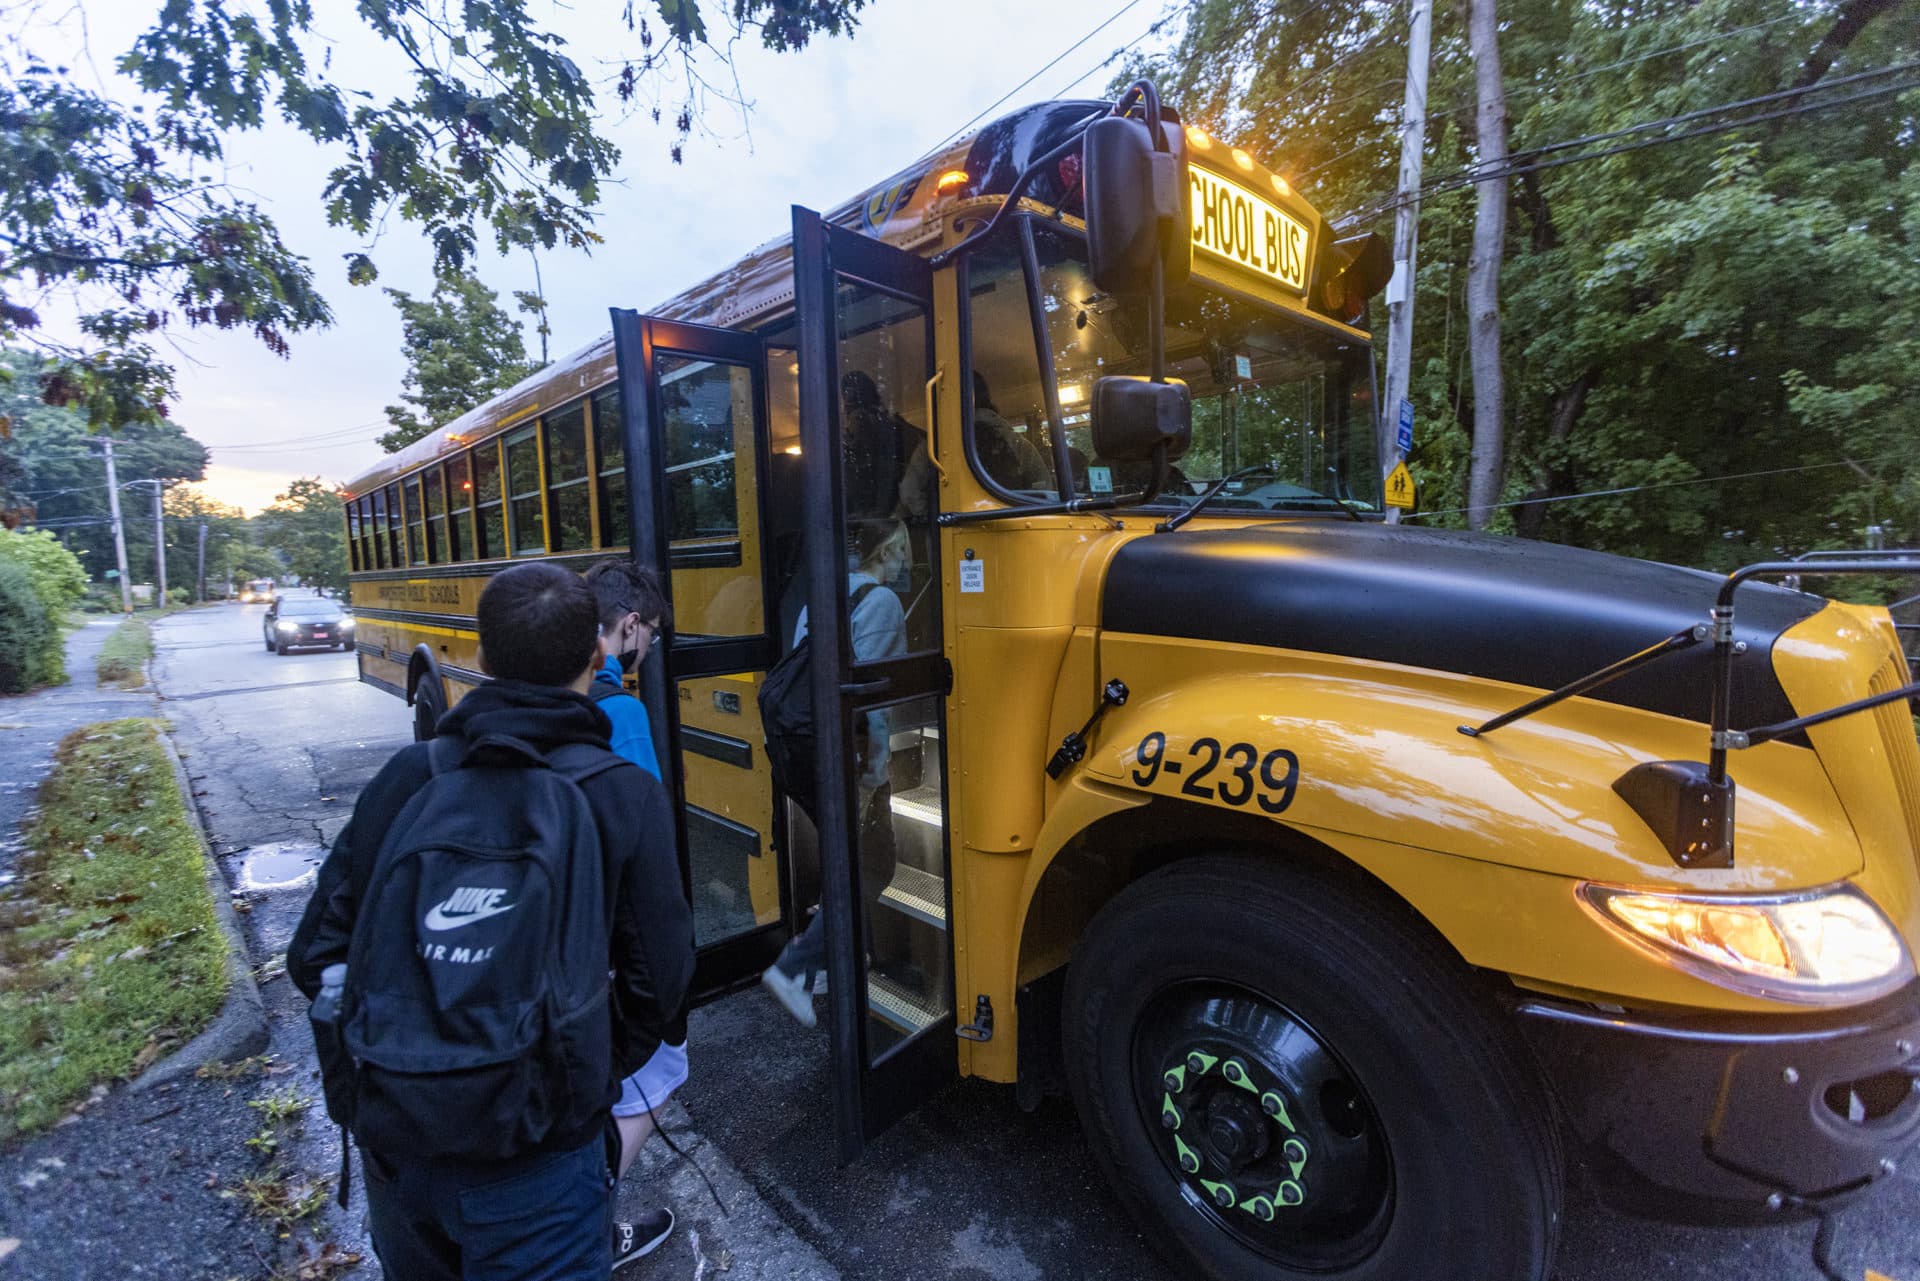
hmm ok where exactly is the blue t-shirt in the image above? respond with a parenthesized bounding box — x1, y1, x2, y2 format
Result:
(594, 654, 661, 779)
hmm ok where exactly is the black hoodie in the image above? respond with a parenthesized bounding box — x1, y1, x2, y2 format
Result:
(289, 679, 693, 1160)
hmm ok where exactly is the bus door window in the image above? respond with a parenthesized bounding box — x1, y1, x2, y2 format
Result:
(592, 387, 627, 548)
(346, 500, 361, 572)
(504, 425, 545, 555)
(830, 279, 952, 1062)
(652, 349, 776, 953)
(472, 440, 505, 560)
(762, 343, 807, 651)
(444, 455, 470, 562)
(656, 354, 761, 640)
(544, 401, 592, 553)
(955, 230, 1064, 505)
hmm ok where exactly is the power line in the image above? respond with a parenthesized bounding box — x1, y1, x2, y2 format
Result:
(1340, 64, 1920, 227)
(1403, 454, 1910, 522)
(931, 0, 1153, 151)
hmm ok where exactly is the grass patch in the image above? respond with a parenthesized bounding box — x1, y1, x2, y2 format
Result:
(95, 619, 153, 688)
(0, 719, 227, 1141)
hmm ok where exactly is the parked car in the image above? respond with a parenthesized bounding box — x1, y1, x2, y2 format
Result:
(264, 597, 354, 654)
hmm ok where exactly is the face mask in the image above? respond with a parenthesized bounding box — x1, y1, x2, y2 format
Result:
(617, 645, 642, 674)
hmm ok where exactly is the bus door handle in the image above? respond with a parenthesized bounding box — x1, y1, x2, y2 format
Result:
(841, 676, 892, 697)
(924, 368, 947, 481)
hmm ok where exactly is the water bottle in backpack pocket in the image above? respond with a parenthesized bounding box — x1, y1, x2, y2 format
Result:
(338, 734, 623, 1162)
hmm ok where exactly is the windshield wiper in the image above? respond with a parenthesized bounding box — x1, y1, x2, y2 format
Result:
(1156, 466, 1364, 532)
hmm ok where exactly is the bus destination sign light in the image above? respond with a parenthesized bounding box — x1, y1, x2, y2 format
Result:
(1190, 166, 1311, 295)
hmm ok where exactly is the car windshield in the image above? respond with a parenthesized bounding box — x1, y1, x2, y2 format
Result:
(280, 600, 341, 618)
(965, 220, 1383, 513)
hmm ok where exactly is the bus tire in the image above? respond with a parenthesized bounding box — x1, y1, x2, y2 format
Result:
(410, 671, 447, 742)
(1063, 855, 1561, 1281)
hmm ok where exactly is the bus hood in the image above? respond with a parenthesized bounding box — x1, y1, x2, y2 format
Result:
(1100, 522, 1824, 731)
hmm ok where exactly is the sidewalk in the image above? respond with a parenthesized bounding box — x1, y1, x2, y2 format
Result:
(1, 605, 841, 1281)
(0, 619, 294, 1280)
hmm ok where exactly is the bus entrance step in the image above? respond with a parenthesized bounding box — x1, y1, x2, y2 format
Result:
(867, 972, 946, 1036)
(877, 862, 948, 930)
(888, 785, 944, 828)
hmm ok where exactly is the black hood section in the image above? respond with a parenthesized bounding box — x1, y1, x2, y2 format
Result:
(1101, 523, 1825, 732)
(435, 679, 614, 753)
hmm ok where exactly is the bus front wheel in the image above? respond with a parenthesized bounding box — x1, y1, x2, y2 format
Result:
(1063, 856, 1561, 1281)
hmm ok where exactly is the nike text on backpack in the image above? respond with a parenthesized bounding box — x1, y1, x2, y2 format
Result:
(757, 581, 880, 818)
(311, 732, 627, 1170)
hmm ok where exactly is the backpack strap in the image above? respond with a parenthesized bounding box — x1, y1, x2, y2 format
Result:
(849, 581, 882, 617)
(545, 741, 632, 789)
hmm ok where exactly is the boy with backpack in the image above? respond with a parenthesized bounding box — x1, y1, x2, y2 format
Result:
(289, 562, 693, 1280)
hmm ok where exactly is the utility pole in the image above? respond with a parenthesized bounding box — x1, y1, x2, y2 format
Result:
(148, 481, 167, 604)
(1382, 0, 1433, 525)
(1465, 0, 1509, 530)
(196, 522, 208, 603)
(97, 438, 133, 614)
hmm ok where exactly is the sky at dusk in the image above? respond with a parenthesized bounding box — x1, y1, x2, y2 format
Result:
(31, 0, 1179, 513)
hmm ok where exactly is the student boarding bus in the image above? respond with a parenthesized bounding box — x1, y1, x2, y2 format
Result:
(339, 82, 1920, 1281)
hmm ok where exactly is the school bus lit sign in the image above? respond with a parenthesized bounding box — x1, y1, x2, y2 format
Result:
(1190, 166, 1311, 295)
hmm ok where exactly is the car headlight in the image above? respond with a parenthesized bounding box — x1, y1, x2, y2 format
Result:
(276, 620, 295, 631)
(340, 618, 354, 628)
(1578, 882, 1912, 1005)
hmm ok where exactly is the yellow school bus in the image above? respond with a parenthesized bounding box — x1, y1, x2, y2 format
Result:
(341, 82, 1920, 1281)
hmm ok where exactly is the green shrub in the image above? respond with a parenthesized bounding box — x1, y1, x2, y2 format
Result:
(0, 559, 55, 693)
(166, 586, 189, 606)
(0, 528, 88, 617)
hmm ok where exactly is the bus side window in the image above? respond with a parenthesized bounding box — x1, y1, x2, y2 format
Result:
(545, 401, 592, 552)
(346, 500, 360, 572)
(444, 455, 471, 562)
(505, 425, 545, 555)
(473, 440, 505, 560)
(384, 482, 404, 568)
(404, 476, 428, 566)
(422, 465, 446, 564)
(592, 388, 627, 549)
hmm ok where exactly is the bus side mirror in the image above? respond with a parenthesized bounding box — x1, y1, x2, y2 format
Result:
(1084, 115, 1192, 297)
(1092, 376, 1192, 463)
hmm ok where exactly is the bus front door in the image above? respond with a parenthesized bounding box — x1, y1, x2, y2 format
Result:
(609, 308, 791, 1001)
(792, 206, 958, 1162)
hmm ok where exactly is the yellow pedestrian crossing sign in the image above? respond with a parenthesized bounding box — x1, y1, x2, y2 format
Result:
(1384, 461, 1416, 510)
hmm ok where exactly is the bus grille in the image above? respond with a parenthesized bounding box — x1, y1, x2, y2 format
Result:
(1869, 654, 1920, 865)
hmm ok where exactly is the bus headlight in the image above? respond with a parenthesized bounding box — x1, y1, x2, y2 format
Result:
(1577, 882, 1911, 1005)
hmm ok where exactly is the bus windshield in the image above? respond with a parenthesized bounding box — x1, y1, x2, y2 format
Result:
(966, 220, 1383, 514)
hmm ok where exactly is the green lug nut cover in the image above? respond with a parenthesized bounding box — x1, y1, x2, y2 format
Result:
(1222, 1058, 1258, 1093)
(1187, 1051, 1219, 1076)
(1240, 1195, 1276, 1222)
(1283, 1136, 1309, 1177)
(1201, 1179, 1237, 1208)
(1174, 1135, 1202, 1174)
(1261, 1091, 1296, 1132)
(1161, 1095, 1182, 1129)
(1163, 1066, 1186, 1093)
(1277, 1179, 1305, 1207)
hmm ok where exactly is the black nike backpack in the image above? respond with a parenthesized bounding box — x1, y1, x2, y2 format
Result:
(333, 732, 625, 1162)
(758, 582, 879, 822)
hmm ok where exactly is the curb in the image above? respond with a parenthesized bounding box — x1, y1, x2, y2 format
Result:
(132, 722, 270, 1091)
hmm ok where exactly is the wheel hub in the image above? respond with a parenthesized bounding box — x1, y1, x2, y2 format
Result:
(1133, 984, 1394, 1269)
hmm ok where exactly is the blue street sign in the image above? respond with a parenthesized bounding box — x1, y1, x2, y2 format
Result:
(1396, 399, 1414, 454)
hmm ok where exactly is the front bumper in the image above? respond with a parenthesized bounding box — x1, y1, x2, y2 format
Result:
(1516, 986, 1920, 1224)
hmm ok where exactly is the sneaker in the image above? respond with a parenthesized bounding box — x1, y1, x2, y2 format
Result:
(761, 963, 817, 1028)
(612, 1208, 674, 1271)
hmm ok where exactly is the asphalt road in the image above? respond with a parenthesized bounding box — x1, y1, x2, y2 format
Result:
(150, 598, 1920, 1281)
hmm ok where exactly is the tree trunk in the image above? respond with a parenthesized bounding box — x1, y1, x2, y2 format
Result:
(1515, 369, 1596, 540)
(1465, 0, 1509, 530)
